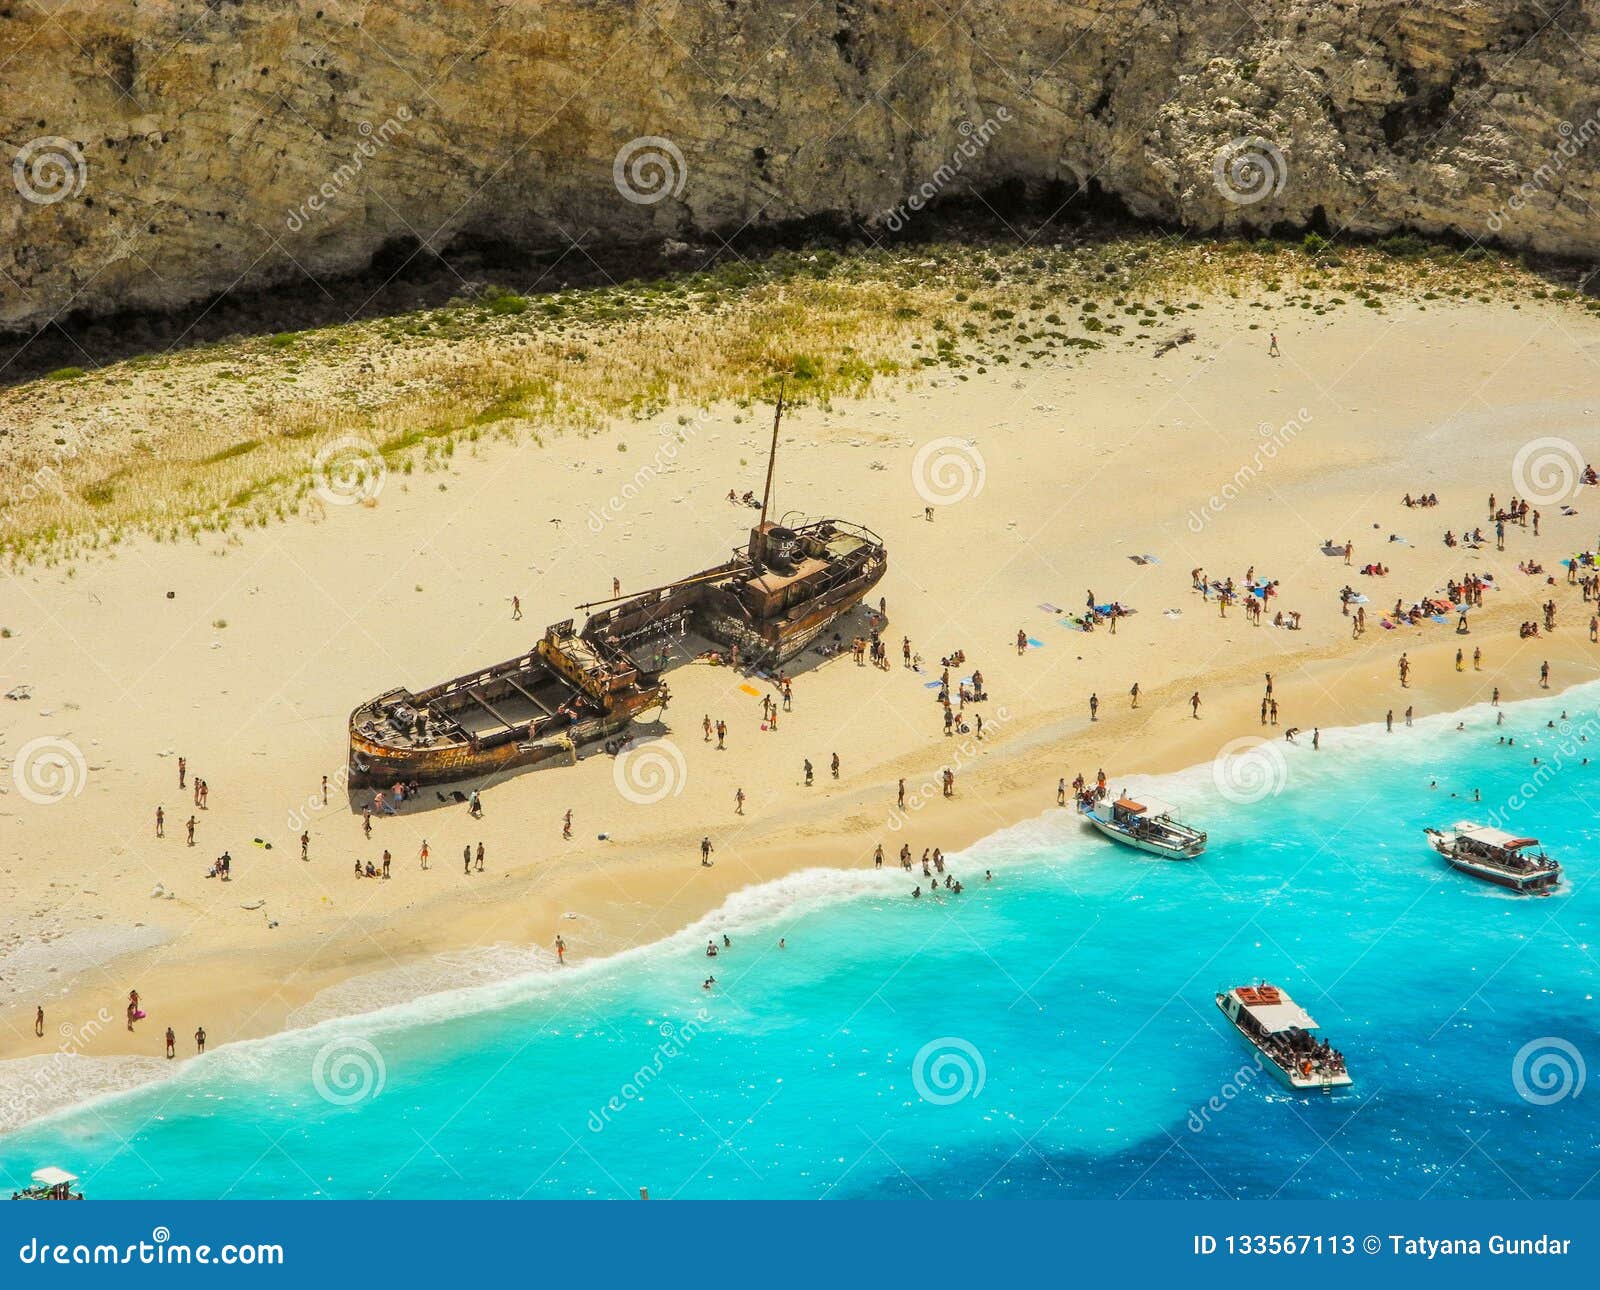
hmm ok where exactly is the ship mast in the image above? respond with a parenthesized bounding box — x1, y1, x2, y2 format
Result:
(757, 383, 784, 536)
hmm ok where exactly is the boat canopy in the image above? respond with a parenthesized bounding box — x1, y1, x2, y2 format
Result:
(31, 1167, 78, 1188)
(1456, 822, 1537, 849)
(1115, 795, 1178, 818)
(1237, 995, 1320, 1034)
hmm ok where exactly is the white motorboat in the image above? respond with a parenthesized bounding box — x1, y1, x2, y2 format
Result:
(1215, 983, 1352, 1092)
(1077, 793, 1206, 859)
(1424, 822, 1561, 893)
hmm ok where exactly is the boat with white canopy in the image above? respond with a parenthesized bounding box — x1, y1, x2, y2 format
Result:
(1424, 821, 1561, 893)
(1077, 793, 1206, 859)
(1215, 983, 1352, 1092)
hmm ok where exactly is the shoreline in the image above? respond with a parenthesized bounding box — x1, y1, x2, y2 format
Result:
(5, 662, 1597, 1140)
(8, 286, 1600, 1142)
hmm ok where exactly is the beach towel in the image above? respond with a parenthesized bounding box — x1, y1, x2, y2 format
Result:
(1381, 619, 1397, 630)
(1037, 602, 1062, 613)
(738, 683, 762, 697)
(1430, 614, 1449, 624)
(1350, 593, 1369, 604)
(923, 680, 944, 689)
(1058, 619, 1084, 631)
(1027, 638, 1044, 649)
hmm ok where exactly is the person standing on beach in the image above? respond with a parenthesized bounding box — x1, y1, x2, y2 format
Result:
(463, 844, 471, 875)
(34, 1006, 44, 1037)
(874, 844, 884, 869)
(194, 1026, 206, 1054)
(1312, 728, 1320, 750)
(1455, 649, 1464, 672)
(804, 759, 814, 786)
(1089, 693, 1099, 722)
(475, 842, 485, 872)
(897, 779, 906, 810)
(419, 839, 430, 870)
(1386, 710, 1393, 733)
(703, 714, 713, 742)
(831, 752, 840, 779)
(1269, 332, 1280, 357)
(186, 815, 196, 846)
(1540, 660, 1551, 689)
(1130, 682, 1140, 709)
(1261, 697, 1269, 726)
(382, 850, 391, 879)
(1473, 647, 1482, 670)
(716, 720, 727, 750)
(1405, 705, 1414, 727)
(1190, 692, 1201, 718)
(1269, 698, 1279, 726)
(363, 806, 372, 838)
(700, 836, 714, 865)
(563, 809, 573, 839)
(735, 788, 745, 815)
(165, 1027, 176, 1059)
(155, 806, 164, 838)
(321, 775, 329, 806)
(512, 595, 522, 620)
(300, 830, 309, 861)
(1398, 653, 1410, 687)
(1016, 629, 1028, 655)
(178, 756, 186, 789)
(1492, 687, 1500, 706)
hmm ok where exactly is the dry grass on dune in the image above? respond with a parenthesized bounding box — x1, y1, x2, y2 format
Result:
(0, 235, 1582, 567)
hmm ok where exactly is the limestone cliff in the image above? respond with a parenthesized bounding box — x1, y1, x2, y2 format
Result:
(5, 0, 1599, 330)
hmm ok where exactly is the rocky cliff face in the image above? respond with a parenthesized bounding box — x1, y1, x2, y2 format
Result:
(5, 0, 1599, 331)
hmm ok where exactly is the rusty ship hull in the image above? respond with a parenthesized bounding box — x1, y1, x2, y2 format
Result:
(347, 624, 662, 791)
(582, 518, 888, 668)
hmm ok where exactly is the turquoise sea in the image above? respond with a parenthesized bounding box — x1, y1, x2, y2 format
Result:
(3, 690, 1597, 1200)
